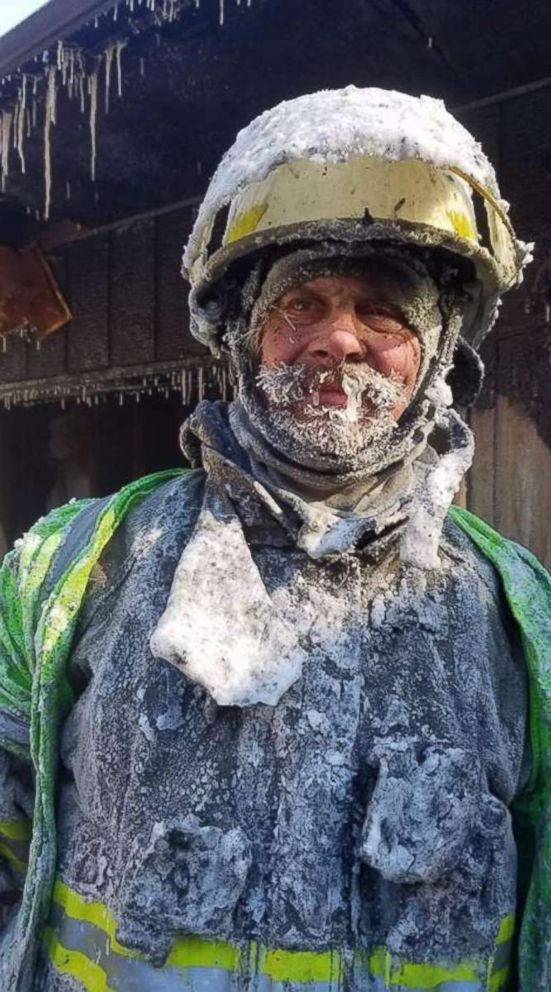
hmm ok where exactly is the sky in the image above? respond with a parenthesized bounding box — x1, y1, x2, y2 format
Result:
(0, 0, 50, 40)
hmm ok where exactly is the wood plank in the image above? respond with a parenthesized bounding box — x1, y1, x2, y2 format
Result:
(467, 406, 496, 526)
(156, 206, 205, 362)
(67, 237, 109, 373)
(494, 394, 551, 568)
(110, 220, 155, 367)
(0, 335, 27, 384)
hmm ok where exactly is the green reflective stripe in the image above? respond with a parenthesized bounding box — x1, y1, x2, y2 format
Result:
(0, 817, 32, 842)
(43, 926, 115, 992)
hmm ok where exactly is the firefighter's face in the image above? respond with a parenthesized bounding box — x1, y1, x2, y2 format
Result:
(259, 274, 421, 421)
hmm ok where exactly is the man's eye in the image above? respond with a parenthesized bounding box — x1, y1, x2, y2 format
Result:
(281, 297, 323, 325)
(287, 298, 315, 313)
(357, 305, 407, 334)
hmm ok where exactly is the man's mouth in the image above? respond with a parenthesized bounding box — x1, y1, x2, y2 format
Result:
(255, 362, 406, 417)
(310, 386, 348, 408)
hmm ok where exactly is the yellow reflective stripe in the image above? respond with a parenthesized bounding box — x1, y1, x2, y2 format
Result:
(51, 879, 511, 989)
(496, 914, 515, 944)
(43, 927, 115, 992)
(226, 203, 268, 244)
(52, 880, 144, 960)
(0, 840, 27, 873)
(166, 934, 239, 970)
(370, 946, 480, 987)
(258, 945, 341, 983)
(0, 818, 32, 842)
(489, 964, 511, 992)
(367, 946, 392, 983)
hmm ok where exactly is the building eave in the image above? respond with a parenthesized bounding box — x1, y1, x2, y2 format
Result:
(0, 0, 115, 77)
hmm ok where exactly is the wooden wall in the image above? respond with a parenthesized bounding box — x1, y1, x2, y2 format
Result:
(460, 95, 551, 569)
(0, 202, 206, 399)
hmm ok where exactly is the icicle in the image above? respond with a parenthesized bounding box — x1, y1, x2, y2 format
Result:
(1, 336, 6, 353)
(57, 41, 63, 69)
(89, 62, 100, 181)
(1, 110, 12, 192)
(17, 75, 27, 173)
(219, 0, 224, 25)
(427, 36, 433, 49)
(66, 180, 71, 200)
(12, 104, 18, 150)
(194, 0, 200, 7)
(140, 57, 145, 77)
(546, 302, 550, 324)
(113, 3, 119, 21)
(79, 75, 85, 113)
(198, 366, 205, 400)
(116, 40, 126, 98)
(104, 44, 115, 113)
(44, 66, 57, 219)
(26, 108, 31, 138)
(36, 338, 41, 351)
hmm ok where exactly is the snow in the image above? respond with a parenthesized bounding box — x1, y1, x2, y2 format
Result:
(185, 85, 505, 272)
(426, 375, 453, 409)
(400, 411, 474, 570)
(150, 496, 307, 707)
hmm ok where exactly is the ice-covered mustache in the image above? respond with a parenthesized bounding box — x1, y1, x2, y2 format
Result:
(256, 362, 406, 415)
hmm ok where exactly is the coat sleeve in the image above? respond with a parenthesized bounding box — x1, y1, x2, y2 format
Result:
(0, 503, 90, 934)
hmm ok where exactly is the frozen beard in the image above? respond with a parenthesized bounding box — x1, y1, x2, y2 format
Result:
(227, 248, 448, 483)
(255, 361, 407, 465)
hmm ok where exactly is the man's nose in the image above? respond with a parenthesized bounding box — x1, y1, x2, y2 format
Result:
(306, 321, 365, 364)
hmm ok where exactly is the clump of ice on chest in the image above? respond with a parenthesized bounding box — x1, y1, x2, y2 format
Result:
(150, 502, 307, 707)
(400, 377, 474, 570)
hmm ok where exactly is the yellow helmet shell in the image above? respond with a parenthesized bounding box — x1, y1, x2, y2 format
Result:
(184, 87, 531, 350)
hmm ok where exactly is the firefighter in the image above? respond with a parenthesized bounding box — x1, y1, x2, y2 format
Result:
(0, 87, 548, 992)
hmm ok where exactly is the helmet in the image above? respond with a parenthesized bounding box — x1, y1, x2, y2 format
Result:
(183, 86, 531, 352)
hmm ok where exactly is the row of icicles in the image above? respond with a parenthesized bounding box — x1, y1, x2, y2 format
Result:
(0, 0, 254, 221)
(0, 363, 233, 410)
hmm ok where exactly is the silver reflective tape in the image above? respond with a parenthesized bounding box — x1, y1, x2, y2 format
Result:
(49, 908, 338, 992)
